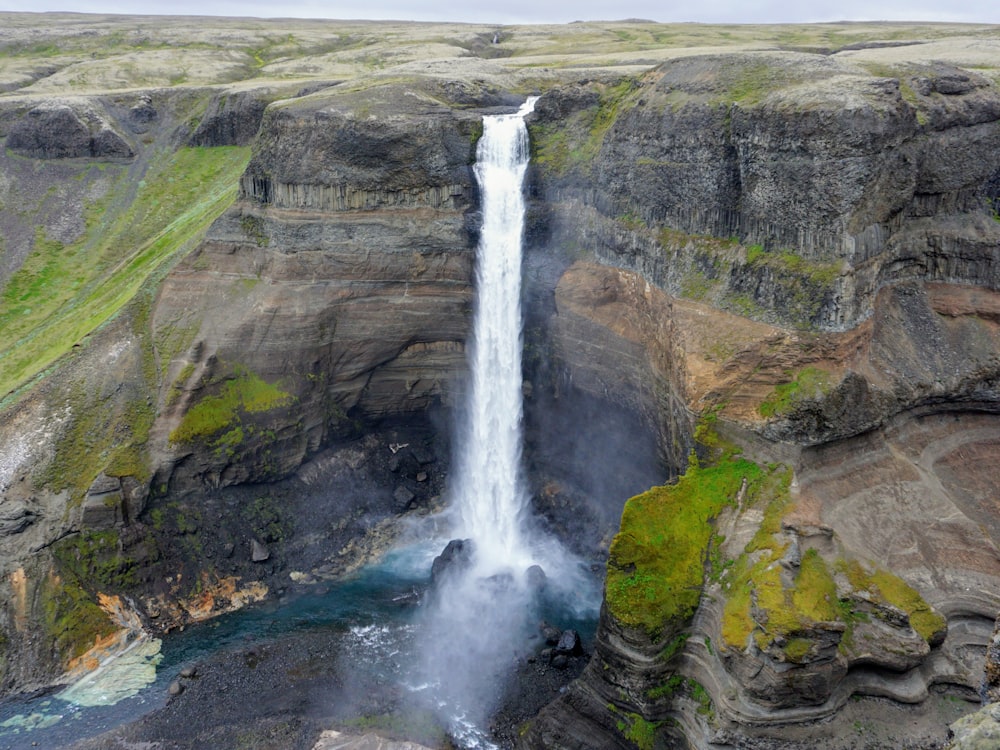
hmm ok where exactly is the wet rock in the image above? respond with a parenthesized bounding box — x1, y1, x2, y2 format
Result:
(430, 538, 474, 584)
(168, 680, 184, 696)
(555, 629, 582, 656)
(388, 453, 403, 473)
(410, 445, 436, 465)
(180, 666, 197, 679)
(251, 538, 270, 562)
(541, 624, 561, 646)
(551, 655, 569, 669)
(526, 564, 547, 591)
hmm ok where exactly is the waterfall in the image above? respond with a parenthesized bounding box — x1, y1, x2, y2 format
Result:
(411, 98, 548, 747)
(451, 96, 538, 575)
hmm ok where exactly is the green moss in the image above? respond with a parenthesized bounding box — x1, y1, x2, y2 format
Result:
(530, 78, 639, 177)
(40, 574, 115, 661)
(243, 496, 290, 544)
(169, 368, 293, 444)
(783, 637, 813, 662)
(759, 366, 834, 418)
(43, 531, 135, 661)
(239, 213, 270, 247)
(745, 248, 841, 287)
(606, 454, 765, 638)
(837, 559, 946, 642)
(616, 712, 659, 750)
(51, 530, 138, 591)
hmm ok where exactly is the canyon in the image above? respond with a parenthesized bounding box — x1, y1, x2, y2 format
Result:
(1, 13, 1000, 749)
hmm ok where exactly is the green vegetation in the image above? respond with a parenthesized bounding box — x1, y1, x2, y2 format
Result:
(615, 711, 660, 750)
(168, 367, 294, 446)
(42, 529, 139, 661)
(744, 247, 841, 288)
(529, 78, 639, 177)
(720, 479, 945, 655)
(758, 366, 834, 418)
(837, 558, 946, 642)
(243, 495, 291, 544)
(0, 146, 251, 399)
(51, 530, 139, 591)
(40, 573, 116, 661)
(36, 291, 161, 503)
(606, 451, 766, 638)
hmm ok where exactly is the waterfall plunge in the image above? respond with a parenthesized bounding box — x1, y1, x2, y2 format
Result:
(412, 97, 594, 747)
(451, 97, 537, 575)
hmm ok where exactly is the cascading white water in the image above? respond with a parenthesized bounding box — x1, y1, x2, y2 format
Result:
(451, 96, 538, 574)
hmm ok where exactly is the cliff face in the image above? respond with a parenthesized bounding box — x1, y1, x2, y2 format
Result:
(521, 51, 1000, 750)
(149, 79, 490, 491)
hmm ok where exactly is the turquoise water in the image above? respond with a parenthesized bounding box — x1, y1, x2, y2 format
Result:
(0, 545, 433, 750)
(0, 543, 597, 750)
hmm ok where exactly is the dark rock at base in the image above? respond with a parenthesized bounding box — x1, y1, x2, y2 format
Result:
(8, 102, 133, 159)
(526, 565, 547, 591)
(393, 485, 416, 510)
(484, 571, 515, 592)
(411, 445, 436, 465)
(126, 94, 157, 133)
(551, 655, 569, 669)
(541, 624, 561, 646)
(430, 538, 474, 584)
(251, 538, 270, 562)
(555, 629, 582, 656)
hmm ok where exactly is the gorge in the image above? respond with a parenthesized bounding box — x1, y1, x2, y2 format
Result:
(1, 13, 1000, 750)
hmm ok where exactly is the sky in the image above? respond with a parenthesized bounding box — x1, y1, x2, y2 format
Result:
(13, 0, 1000, 26)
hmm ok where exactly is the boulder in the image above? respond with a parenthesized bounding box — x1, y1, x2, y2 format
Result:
(555, 629, 582, 656)
(251, 538, 270, 562)
(430, 538, 474, 584)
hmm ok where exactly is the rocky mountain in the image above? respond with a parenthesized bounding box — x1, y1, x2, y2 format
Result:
(1, 12, 1000, 750)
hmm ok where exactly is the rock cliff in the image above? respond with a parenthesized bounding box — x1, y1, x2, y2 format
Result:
(520, 49, 1000, 750)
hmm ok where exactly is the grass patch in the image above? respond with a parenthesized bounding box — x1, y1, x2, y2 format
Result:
(759, 366, 834, 418)
(606, 453, 765, 638)
(169, 367, 293, 446)
(0, 145, 251, 399)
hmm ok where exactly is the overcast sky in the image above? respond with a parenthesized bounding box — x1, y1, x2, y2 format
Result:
(14, 1, 1000, 25)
